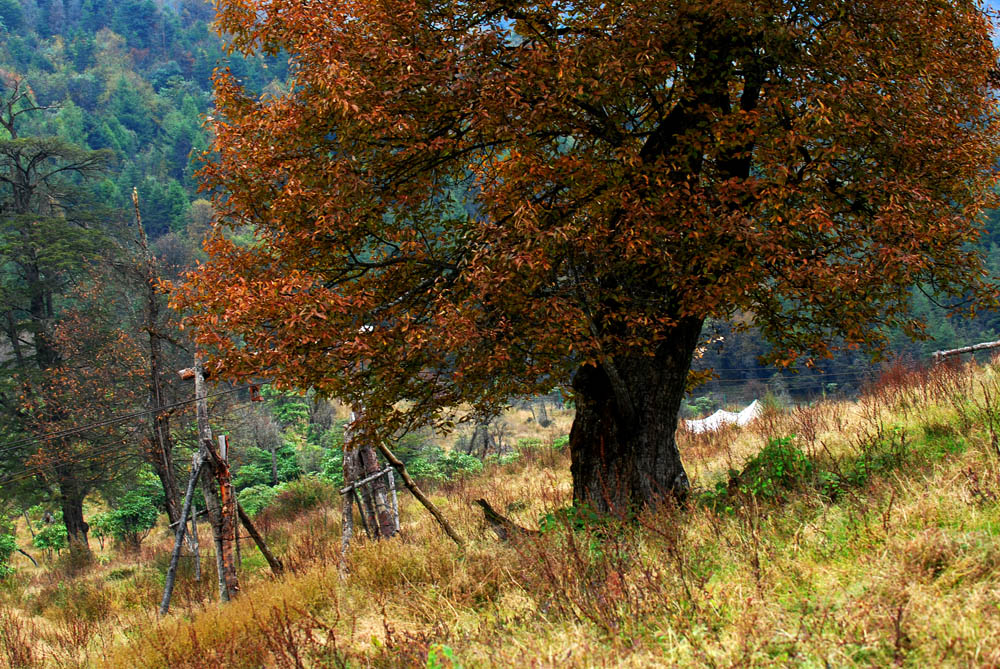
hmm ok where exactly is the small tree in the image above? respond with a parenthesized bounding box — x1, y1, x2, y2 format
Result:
(32, 522, 67, 557)
(105, 491, 158, 552)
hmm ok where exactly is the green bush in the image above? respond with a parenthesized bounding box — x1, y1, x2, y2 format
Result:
(439, 451, 483, 479)
(538, 503, 604, 533)
(0, 533, 16, 578)
(739, 435, 813, 500)
(106, 490, 159, 551)
(90, 512, 115, 550)
(233, 444, 302, 491)
(404, 456, 444, 483)
(701, 436, 814, 513)
(238, 484, 280, 517)
(552, 435, 569, 451)
(264, 476, 335, 521)
(33, 523, 67, 554)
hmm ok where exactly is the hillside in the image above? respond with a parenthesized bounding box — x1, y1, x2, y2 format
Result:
(1, 359, 999, 666)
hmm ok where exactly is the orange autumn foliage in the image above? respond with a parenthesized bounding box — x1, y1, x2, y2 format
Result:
(176, 0, 1000, 508)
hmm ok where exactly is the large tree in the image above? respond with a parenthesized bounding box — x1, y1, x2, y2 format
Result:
(178, 0, 1000, 512)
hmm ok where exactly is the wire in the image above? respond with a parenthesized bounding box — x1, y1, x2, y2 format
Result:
(0, 397, 257, 489)
(0, 386, 248, 458)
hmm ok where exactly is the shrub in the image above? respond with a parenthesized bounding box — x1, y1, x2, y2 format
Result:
(90, 512, 115, 550)
(105, 490, 159, 551)
(0, 533, 16, 578)
(33, 522, 67, 555)
(233, 444, 302, 490)
(701, 436, 814, 512)
(485, 451, 521, 467)
(538, 503, 605, 533)
(239, 484, 280, 517)
(438, 451, 483, 479)
(738, 435, 813, 500)
(264, 476, 335, 522)
(405, 456, 444, 483)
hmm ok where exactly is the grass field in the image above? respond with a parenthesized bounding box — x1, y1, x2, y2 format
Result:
(3, 359, 1000, 667)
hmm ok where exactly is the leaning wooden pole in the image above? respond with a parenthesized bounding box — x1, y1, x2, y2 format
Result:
(237, 504, 283, 575)
(160, 452, 204, 615)
(377, 441, 465, 548)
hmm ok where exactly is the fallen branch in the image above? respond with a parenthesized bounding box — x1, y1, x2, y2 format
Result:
(377, 441, 465, 548)
(16, 548, 38, 567)
(474, 499, 539, 541)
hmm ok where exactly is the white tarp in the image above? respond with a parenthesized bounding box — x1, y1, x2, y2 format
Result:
(684, 400, 762, 434)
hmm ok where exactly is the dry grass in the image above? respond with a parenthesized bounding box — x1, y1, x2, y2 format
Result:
(5, 360, 1000, 666)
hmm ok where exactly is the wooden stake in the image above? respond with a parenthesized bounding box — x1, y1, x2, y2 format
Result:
(192, 358, 239, 601)
(190, 500, 201, 582)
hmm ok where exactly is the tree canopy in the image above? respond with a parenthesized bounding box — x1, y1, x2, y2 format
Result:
(178, 0, 1000, 511)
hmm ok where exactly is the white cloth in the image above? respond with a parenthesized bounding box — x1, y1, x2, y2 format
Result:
(684, 400, 761, 433)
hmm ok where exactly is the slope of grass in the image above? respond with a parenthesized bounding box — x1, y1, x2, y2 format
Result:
(5, 360, 1000, 667)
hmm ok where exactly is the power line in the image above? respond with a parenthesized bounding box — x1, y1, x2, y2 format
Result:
(0, 386, 248, 458)
(0, 396, 258, 488)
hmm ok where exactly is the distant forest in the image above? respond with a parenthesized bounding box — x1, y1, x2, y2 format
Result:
(1, 0, 1000, 412)
(0, 0, 283, 244)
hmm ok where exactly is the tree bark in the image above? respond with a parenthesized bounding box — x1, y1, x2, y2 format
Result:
(56, 467, 90, 554)
(569, 317, 703, 514)
(359, 443, 396, 538)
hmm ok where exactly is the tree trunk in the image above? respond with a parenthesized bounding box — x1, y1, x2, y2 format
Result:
(148, 418, 181, 526)
(359, 443, 396, 538)
(270, 442, 278, 487)
(342, 446, 362, 544)
(193, 359, 238, 601)
(198, 465, 229, 600)
(57, 470, 90, 554)
(135, 187, 182, 526)
(569, 317, 703, 514)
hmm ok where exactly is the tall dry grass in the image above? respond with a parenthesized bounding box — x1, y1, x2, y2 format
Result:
(5, 359, 1000, 666)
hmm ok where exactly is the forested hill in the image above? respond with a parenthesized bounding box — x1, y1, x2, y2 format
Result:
(0, 0, 284, 244)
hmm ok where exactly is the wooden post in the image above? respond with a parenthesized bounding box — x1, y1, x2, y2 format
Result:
(189, 500, 201, 582)
(215, 438, 239, 598)
(387, 469, 400, 534)
(933, 339, 1000, 363)
(220, 435, 242, 569)
(359, 445, 396, 538)
(341, 447, 356, 555)
(192, 359, 239, 601)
